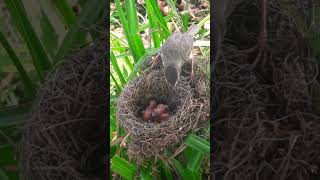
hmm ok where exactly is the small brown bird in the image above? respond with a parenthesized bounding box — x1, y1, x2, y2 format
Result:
(159, 112, 170, 122)
(151, 104, 168, 118)
(160, 25, 199, 86)
(143, 109, 152, 121)
(142, 100, 157, 121)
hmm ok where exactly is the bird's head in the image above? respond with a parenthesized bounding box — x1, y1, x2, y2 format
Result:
(164, 64, 180, 87)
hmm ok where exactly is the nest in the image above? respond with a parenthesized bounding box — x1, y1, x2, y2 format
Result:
(212, 1, 320, 179)
(117, 59, 209, 163)
(20, 37, 107, 180)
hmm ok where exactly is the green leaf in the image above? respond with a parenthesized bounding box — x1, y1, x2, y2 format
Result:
(110, 51, 126, 86)
(55, 0, 104, 62)
(126, 0, 139, 35)
(146, 0, 170, 39)
(111, 155, 136, 180)
(145, 0, 161, 48)
(184, 134, 210, 155)
(127, 48, 160, 81)
(187, 150, 204, 172)
(4, 0, 52, 81)
(0, 168, 10, 180)
(139, 168, 153, 180)
(181, 11, 190, 32)
(110, 72, 122, 94)
(114, 0, 146, 63)
(50, 0, 76, 28)
(40, 9, 58, 58)
(0, 145, 16, 166)
(160, 163, 173, 180)
(0, 102, 32, 127)
(0, 31, 35, 98)
(122, 65, 129, 79)
(171, 158, 189, 180)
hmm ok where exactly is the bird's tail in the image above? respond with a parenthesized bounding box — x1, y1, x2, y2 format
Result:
(186, 24, 200, 36)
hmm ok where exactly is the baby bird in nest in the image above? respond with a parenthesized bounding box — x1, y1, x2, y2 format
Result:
(150, 25, 200, 87)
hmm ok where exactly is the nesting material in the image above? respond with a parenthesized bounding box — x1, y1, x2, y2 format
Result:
(20, 37, 107, 180)
(117, 59, 209, 163)
(212, 1, 320, 179)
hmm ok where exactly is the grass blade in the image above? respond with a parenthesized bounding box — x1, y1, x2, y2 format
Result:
(110, 72, 122, 93)
(187, 150, 204, 172)
(114, 0, 146, 63)
(145, 0, 161, 48)
(171, 158, 189, 180)
(50, 0, 76, 28)
(4, 0, 52, 81)
(0, 102, 32, 127)
(126, 0, 139, 35)
(197, 14, 210, 28)
(146, 0, 171, 39)
(55, 0, 104, 62)
(0, 168, 10, 180)
(40, 9, 58, 58)
(184, 134, 210, 155)
(181, 11, 190, 32)
(0, 31, 35, 98)
(139, 168, 153, 180)
(110, 51, 126, 86)
(127, 48, 160, 81)
(111, 155, 136, 180)
(160, 163, 173, 180)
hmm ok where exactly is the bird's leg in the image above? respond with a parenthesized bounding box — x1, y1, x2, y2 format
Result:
(149, 53, 161, 68)
(187, 53, 195, 82)
(250, 0, 269, 69)
(257, 0, 269, 50)
(190, 58, 195, 79)
(240, 0, 270, 69)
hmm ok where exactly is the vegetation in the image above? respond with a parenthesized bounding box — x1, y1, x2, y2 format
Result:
(0, 0, 103, 179)
(110, 0, 210, 179)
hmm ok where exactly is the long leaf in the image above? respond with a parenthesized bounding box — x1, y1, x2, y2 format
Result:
(114, 0, 145, 63)
(145, 0, 161, 48)
(40, 9, 58, 58)
(55, 0, 104, 62)
(147, 0, 170, 39)
(0, 31, 35, 97)
(50, 0, 76, 28)
(0, 102, 32, 127)
(4, 0, 52, 81)
(110, 51, 126, 86)
(111, 155, 136, 180)
(160, 162, 173, 180)
(127, 48, 160, 81)
(184, 134, 210, 155)
(187, 150, 204, 172)
(171, 158, 189, 180)
(0, 168, 10, 180)
(110, 72, 122, 93)
(139, 168, 153, 180)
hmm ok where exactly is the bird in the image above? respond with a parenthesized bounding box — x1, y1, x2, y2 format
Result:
(151, 104, 168, 118)
(142, 100, 157, 121)
(150, 24, 200, 87)
(161, 24, 199, 86)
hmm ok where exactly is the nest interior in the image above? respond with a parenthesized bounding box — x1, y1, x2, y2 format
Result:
(117, 59, 209, 163)
(213, 1, 320, 179)
(20, 36, 107, 180)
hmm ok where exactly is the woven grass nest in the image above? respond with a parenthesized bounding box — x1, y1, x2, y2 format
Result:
(20, 37, 107, 180)
(117, 58, 209, 163)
